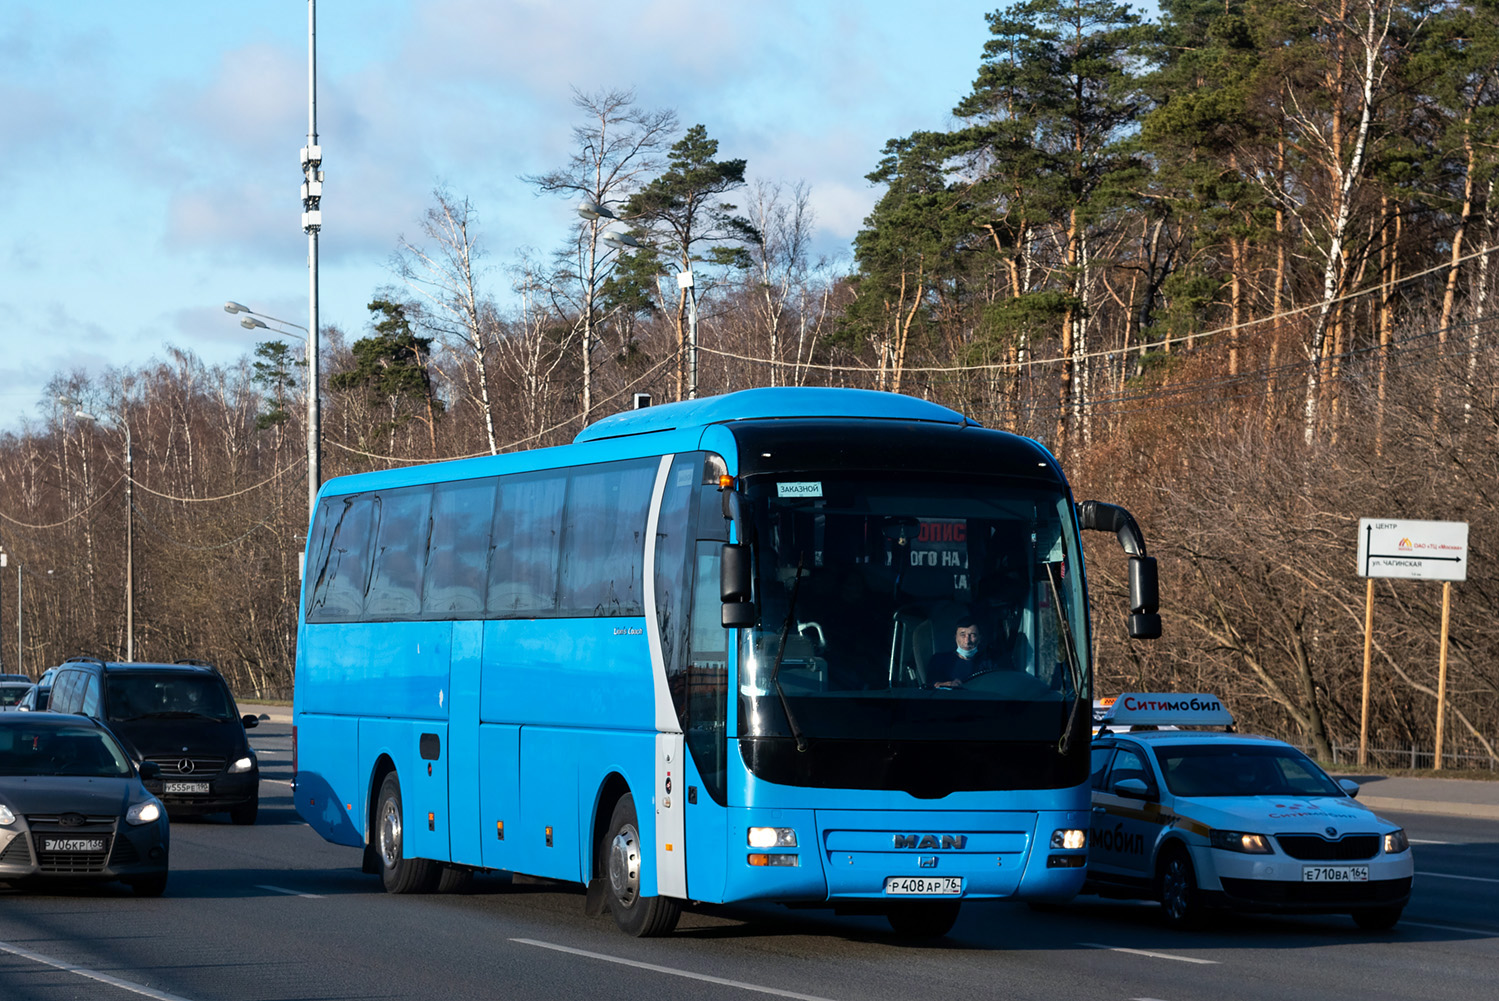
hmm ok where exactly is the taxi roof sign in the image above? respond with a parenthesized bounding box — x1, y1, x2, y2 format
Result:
(1098, 693, 1234, 729)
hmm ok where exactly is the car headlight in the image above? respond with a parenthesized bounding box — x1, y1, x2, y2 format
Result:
(1210, 829, 1273, 854)
(0, 804, 14, 826)
(126, 801, 162, 826)
(747, 827, 797, 848)
(1384, 829, 1409, 854)
(228, 755, 255, 774)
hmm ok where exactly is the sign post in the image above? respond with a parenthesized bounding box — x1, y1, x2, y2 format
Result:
(1355, 519, 1468, 769)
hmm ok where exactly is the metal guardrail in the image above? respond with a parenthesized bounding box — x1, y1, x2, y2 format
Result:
(1295, 743, 1499, 771)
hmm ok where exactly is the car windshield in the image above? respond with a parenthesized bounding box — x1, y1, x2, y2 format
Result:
(737, 474, 1088, 742)
(106, 674, 234, 721)
(0, 685, 29, 707)
(1156, 743, 1344, 798)
(0, 725, 134, 778)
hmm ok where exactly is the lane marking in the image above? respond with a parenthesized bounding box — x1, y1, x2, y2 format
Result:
(0, 939, 197, 1001)
(511, 938, 840, 1000)
(1408, 839, 1449, 845)
(1077, 942, 1218, 965)
(1417, 871, 1499, 884)
(1401, 919, 1499, 936)
(256, 884, 325, 899)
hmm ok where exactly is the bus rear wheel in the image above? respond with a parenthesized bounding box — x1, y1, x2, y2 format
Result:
(376, 772, 440, 893)
(886, 900, 961, 939)
(602, 793, 680, 937)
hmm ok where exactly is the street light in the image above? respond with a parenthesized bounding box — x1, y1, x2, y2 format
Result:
(60, 398, 134, 662)
(225, 301, 319, 521)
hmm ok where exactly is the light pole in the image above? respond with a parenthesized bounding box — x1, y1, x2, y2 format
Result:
(226, 302, 318, 521)
(63, 400, 133, 662)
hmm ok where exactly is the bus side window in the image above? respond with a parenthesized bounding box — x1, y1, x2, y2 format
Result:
(560, 459, 656, 616)
(656, 455, 700, 730)
(309, 494, 376, 622)
(365, 486, 433, 619)
(488, 471, 566, 615)
(422, 478, 497, 617)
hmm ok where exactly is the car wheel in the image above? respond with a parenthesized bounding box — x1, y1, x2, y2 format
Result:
(229, 791, 259, 826)
(886, 900, 962, 939)
(1158, 847, 1204, 929)
(601, 793, 680, 936)
(130, 872, 168, 897)
(1352, 906, 1403, 931)
(375, 772, 439, 893)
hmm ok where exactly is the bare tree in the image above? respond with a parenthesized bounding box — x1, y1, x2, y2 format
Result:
(527, 89, 677, 426)
(395, 190, 500, 454)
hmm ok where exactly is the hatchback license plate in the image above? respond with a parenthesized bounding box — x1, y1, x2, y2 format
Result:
(42, 837, 105, 853)
(165, 781, 210, 794)
(884, 876, 962, 895)
(1302, 865, 1369, 882)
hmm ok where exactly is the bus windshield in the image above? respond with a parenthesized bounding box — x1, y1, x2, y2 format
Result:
(738, 474, 1089, 743)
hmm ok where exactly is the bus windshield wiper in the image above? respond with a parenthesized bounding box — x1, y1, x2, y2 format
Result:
(768, 554, 810, 752)
(1043, 561, 1088, 756)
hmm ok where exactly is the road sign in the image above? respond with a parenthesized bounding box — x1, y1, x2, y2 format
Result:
(1357, 518, 1468, 581)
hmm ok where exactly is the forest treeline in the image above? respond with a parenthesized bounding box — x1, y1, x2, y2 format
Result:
(1, 0, 1495, 768)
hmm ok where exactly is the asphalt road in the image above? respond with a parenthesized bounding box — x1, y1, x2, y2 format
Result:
(1, 719, 1494, 1001)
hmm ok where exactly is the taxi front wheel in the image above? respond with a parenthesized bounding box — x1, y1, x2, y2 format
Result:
(1157, 849, 1204, 929)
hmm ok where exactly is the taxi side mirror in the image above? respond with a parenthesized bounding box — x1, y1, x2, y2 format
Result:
(1113, 777, 1150, 799)
(1338, 778, 1360, 799)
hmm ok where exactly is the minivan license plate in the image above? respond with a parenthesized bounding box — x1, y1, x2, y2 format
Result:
(1302, 865, 1369, 882)
(42, 837, 104, 853)
(165, 781, 210, 794)
(884, 876, 962, 895)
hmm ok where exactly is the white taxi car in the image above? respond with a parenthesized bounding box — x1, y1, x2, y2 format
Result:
(1085, 695, 1413, 930)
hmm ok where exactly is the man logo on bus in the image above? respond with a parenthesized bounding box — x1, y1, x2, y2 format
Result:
(894, 834, 968, 850)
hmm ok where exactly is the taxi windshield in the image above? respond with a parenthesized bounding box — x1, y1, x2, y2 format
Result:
(1156, 744, 1344, 798)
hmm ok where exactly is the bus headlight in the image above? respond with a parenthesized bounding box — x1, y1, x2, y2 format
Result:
(1384, 829, 1409, 854)
(1050, 828, 1086, 850)
(748, 827, 797, 848)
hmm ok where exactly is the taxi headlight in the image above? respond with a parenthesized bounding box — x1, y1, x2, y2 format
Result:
(1209, 829, 1273, 854)
(1384, 829, 1409, 854)
(228, 755, 255, 774)
(747, 827, 797, 848)
(126, 801, 162, 826)
(0, 804, 14, 826)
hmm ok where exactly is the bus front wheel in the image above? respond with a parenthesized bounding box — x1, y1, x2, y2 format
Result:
(602, 793, 681, 937)
(376, 772, 440, 893)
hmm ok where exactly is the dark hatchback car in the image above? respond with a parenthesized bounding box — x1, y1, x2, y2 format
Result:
(0, 712, 170, 894)
(46, 659, 261, 824)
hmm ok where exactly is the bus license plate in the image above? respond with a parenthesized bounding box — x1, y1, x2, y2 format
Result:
(1302, 865, 1369, 882)
(884, 876, 962, 895)
(43, 837, 105, 853)
(165, 781, 210, 794)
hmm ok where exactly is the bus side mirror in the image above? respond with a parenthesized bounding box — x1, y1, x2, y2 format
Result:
(721, 543, 756, 627)
(1128, 556, 1161, 639)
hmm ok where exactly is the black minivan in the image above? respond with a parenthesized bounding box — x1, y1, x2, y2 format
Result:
(46, 658, 261, 824)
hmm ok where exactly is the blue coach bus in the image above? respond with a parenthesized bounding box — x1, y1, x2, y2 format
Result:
(292, 388, 1161, 938)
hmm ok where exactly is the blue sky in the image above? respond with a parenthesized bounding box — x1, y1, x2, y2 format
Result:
(1, 1, 1094, 431)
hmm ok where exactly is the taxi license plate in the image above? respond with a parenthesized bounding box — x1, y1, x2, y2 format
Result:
(884, 877, 962, 895)
(42, 837, 105, 853)
(165, 781, 210, 794)
(1302, 865, 1369, 882)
